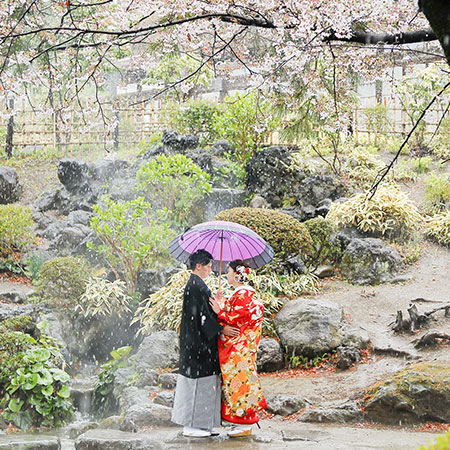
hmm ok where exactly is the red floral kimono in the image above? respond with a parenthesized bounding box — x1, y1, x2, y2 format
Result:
(217, 285, 267, 424)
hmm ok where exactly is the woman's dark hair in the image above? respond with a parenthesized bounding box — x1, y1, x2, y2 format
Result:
(228, 259, 249, 272)
(188, 249, 213, 270)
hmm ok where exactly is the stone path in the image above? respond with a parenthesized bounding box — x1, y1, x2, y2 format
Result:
(1, 422, 441, 450)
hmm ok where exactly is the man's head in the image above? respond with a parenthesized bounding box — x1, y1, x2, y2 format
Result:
(189, 249, 213, 279)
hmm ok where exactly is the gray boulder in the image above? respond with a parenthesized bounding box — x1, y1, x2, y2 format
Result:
(158, 373, 177, 390)
(89, 159, 129, 181)
(58, 158, 92, 194)
(161, 129, 198, 153)
(0, 435, 60, 449)
(201, 188, 248, 222)
(246, 146, 304, 207)
(266, 394, 307, 416)
(295, 174, 347, 208)
(136, 369, 159, 388)
(257, 338, 284, 372)
(75, 429, 162, 450)
(0, 303, 34, 321)
(336, 346, 361, 370)
(35, 187, 73, 214)
(185, 148, 213, 174)
(210, 139, 233, 157)
(0, 166, 22, 204)
(341, 238, 406, 285)
(274, 299, 345, 357)
(153, 391, 174, 408)
(124, 403, 173, 427)
(364, 361, 450, 424)
(108, 176, 139, 202)
(119, 386, 156, 412)
(135, 331, 179, 370)
(299, 401, 362, 423)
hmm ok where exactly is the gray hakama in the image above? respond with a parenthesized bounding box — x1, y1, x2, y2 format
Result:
(171, 374, 221, 429)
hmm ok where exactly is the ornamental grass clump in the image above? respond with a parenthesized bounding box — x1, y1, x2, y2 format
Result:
(215, 207, 313, 258)
(327, 185, 423, 240)
(425, 210, 450, 246)
(424, 172, 450, 213)
(76, 278, 132, 319)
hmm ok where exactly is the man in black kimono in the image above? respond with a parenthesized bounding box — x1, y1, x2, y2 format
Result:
(171, 249, 238, 437)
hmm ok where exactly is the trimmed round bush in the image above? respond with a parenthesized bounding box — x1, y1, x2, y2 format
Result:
(37, 256, 92, 308)
(215, 207, 313, 257)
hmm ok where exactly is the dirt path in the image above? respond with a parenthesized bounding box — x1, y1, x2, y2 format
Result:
(262, 240, 450, 407)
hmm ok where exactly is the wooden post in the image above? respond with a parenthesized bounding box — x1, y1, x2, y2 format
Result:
(5, 97, 14, 158)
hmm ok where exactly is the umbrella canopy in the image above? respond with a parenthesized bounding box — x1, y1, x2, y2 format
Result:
(169, 220, 274, 273)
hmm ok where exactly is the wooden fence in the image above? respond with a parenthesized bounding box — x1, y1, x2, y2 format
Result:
(1, 96, 448, 152)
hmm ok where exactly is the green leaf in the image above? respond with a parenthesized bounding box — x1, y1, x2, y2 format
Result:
(23, 373, 39, 390)
(57, 385, 70, 398)
(8, 397, 24, 412)
(42, 384, 54, 397)
(37, 369, 53, 385)
(50, 368, 70, 383)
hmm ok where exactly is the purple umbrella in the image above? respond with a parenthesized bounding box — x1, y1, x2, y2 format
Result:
(169, 220, 274, 288)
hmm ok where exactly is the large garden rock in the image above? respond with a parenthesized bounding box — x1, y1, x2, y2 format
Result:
(108, 176, 139, 202)
(58, 158, 92, 194)
(201, 188, 248, 222)
(266, 394, 307, 416)
(295, 174, 347, 208)
(341, 238, 406, 285)
(257, 338, 284, 372)
(75, 429, 162, 450)
(363, 361, 450, 424)
(123, 403, 173, 427)
(299, 401, 363, 423)
(35, 187, 73, 214)
(0, 435, 61, 449)
(135, 331, 179, 370)
(210, 139, 233, 157)
(0, 166, 22, 204)
(89, 159, 129, 181)
(0, 303, 34, 321)
(274, 299, 345, 357)
(161, 129, 198, 153)
(246, 146, 304, 207)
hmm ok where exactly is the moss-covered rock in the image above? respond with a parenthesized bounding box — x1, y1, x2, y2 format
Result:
(215, 207, 313, 257)
(363, 361, 450, 424)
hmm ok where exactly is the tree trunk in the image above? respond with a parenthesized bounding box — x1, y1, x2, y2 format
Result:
(5, 98, 14, 158)
(420, 0, 450, 65)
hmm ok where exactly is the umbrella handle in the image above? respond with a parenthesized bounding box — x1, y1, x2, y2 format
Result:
(218, 231, 224, 291)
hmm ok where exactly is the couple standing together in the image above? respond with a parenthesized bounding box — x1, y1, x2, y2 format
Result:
(171, 249, 267, 437)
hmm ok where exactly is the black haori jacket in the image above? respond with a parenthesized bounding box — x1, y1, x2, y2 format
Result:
(178, 273, 223, 379)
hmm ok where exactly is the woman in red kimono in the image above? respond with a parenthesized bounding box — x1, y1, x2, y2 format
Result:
(210, 260, 267, 437)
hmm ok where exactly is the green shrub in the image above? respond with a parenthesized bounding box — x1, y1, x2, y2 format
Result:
(303, 217, 340, 268)
(327, 185, 422, 240)
(163, 100, 220, 144)
(88, 197, 175, 294)
(93, 346, 131, 418)
(37, 256, 92, 308)
(136, 154, 211, 228)
(418, 429, 450, 450)
(0, 204, 35, 258)
(424, 172, 450, 213)
(426, 210, 450, 246)
(411, 156, 433, 173)
(214, 91, 280, 164)
(0, 328, 72, 430)
(215, 207, 313, 257)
